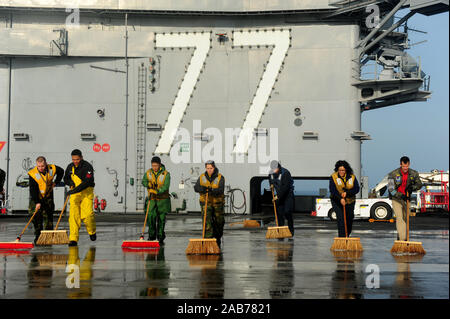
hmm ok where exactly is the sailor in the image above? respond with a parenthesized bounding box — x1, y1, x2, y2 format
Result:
(194, 160, 225, 248)
(268, 160, 295, 237)
(142, 156, 171, 245)
(0, 168, 5, 199)
(387, 156, 423, 241)
(64, 149, 96, 247)
(27, 156, 64, 244)
(329, 160, 360, 238)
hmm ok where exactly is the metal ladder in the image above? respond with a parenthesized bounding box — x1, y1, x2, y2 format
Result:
(136, 63, 147, 211)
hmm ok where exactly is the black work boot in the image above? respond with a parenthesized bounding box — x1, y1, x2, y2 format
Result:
(289, 228, 295, 239)
(68, 241, 77, 247)
(90, 233, 97, 241)
(158, 234, 165, 245)
(216, 238, 221, 249)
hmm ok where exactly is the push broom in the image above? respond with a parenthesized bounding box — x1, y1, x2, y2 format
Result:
(229, 220, 261, 228)
(0, 207, 38, 250)
(122, 196, 160, 250)
(391, 192, 426, 255)
(228, 190, 259, 228)
(35, 194, 70, 245)
(186, 191, 220, 255)
(266, 184, 292, 239)
(330, 203, 363, 251)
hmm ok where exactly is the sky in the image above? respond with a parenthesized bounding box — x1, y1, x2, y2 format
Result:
(361, 11, 449, 188)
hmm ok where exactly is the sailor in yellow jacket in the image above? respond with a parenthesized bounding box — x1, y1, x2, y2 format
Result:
(329, 160, 360, 238)
(64, 149, 96, 247)
(194, 160, 225, 248)
(28, 156, 64, 243)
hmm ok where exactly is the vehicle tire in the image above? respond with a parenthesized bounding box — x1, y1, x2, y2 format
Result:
(370, 201, 392, 220)
(328, 208, 337, 221)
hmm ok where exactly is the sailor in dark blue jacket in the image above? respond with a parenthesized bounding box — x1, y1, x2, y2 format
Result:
(268, 160, 295, 237)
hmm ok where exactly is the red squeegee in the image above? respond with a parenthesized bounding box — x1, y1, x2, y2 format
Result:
(121, 199, 160, 250)
(121, 239, 160, 249)
(0, 207, 38, 251)
(0, 242, 34, 250)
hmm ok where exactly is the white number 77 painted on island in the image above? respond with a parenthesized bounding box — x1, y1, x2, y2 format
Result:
(154, 29, 290, 155)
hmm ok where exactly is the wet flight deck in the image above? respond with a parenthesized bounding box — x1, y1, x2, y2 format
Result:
(0, 213, 448, 299)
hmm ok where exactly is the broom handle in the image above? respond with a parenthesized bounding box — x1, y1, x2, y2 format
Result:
(55, 194, 70, 230)
(54, 186, 72, 230)
(141, 195, 152, 237)
(343, 203, 348, 238)
(17, 206, 39, 240)
(202, 191, 209, 239)
(271, 184, 279, 227)
(406, 191, 410, 242)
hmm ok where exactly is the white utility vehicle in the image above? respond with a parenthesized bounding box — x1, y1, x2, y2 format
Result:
(313, 197, 393, 220)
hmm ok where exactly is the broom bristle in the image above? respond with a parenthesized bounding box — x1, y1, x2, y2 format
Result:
(330, 237, 347, 251)
(243, 220, 260, 228)
(36, 230, 70, 246)
(391, 240, 426, 255)
(408, 242, 426, 255)
(330, 237, 363, 251)
(346, 238, 363, 251)
(186, 238, 220, 255)
(391, 240, 407, 254)
(53, 231, 70, 245)
(35, 232, 52, 246)
(265, 226, 292, 239)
